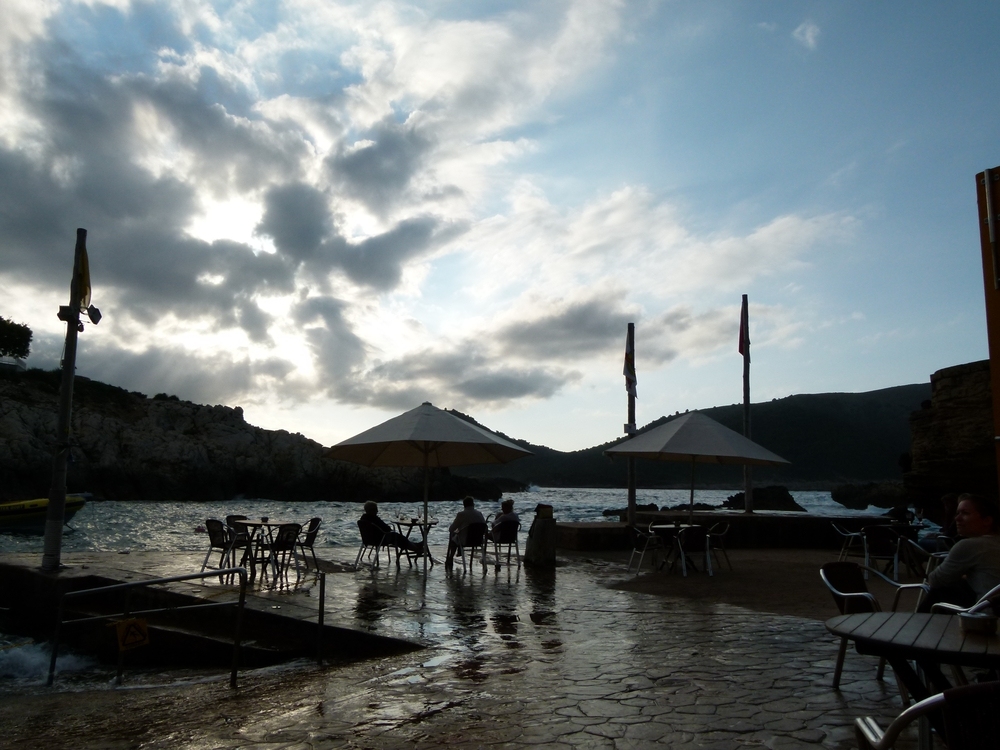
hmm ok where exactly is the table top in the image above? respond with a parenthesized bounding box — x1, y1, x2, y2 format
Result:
(826, 611, 1000, 668)
(650, 523, 698, 530)
(236, 519, 293, 528)
(395, 518, 439, 527)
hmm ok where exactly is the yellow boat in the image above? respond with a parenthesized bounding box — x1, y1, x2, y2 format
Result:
(0, 494, 87, 532)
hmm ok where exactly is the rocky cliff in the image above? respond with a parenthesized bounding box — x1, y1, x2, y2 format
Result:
(0, 370, 500, 503)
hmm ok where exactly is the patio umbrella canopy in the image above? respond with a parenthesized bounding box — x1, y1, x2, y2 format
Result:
(328, 402, 532, 523)
(604, 412, 789, 519)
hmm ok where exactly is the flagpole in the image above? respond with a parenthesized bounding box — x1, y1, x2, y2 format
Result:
(41, 229, 88, 572)
(740, 294, 753, 514)
(624, 323, 637, 527)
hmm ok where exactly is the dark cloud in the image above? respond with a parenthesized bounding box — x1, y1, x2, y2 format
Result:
(326, 119, 432, 214)
(358, 346, 577, 409)
(322, 216, 458, 290)
(293, 296, 368, 385)
(455, 368, 565, 401)
(497, 298, 634, 358)
(257, 183, 332, 262)
(79, 342, 256, 405)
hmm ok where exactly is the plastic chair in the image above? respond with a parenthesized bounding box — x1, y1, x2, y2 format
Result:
(708, 522, 732, 571)
(491, 519, 521, 569)
(201, 519, 236, 573)
(355, 519, 391, 569)
(297, 517, 322, 570)
(855, 680, 1000, 750)
(456, 522, 489, 572)
(831, 522, 864, 562)
(862, 525, 902, 580)
(820, 561, 928, 689)
(265, 523, 302, 586)
(627, 524, 666, 575)
(675, 525, 712, 577)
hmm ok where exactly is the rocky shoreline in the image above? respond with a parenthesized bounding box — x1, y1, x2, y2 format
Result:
(0, 370, 513, 503)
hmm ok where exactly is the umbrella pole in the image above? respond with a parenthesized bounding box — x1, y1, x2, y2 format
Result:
(688, 459, 696, 524)
(422, 455, 430, 568)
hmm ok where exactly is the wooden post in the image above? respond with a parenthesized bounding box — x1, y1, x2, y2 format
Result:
(740, 294, 753, 513)
(975, 167, 1000, 495)
(41, 229, 87, 573)
(624, 323, 637, 527)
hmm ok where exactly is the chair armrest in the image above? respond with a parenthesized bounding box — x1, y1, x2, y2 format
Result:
(930, 602, 967, 615)
(837, 591, 881, 611)
(890, 583, 930, 612)
(853, 692, 944, 750)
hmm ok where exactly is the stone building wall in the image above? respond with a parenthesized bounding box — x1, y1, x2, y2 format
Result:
(904, 360, 998, 510)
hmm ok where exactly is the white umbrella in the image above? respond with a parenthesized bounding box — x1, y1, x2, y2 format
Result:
(604, 412, 789, 520)
(328, 402, 532, 524)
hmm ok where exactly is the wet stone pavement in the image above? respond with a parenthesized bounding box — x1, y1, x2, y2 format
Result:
(4, 548, 922, 749)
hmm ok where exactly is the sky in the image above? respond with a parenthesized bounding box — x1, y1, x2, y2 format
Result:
(2, 1, 999, 452)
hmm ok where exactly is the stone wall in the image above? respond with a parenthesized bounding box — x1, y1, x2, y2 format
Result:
(904, 360, 998, 510)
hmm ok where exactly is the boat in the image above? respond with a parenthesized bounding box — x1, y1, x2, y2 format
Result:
(0, 494, 87, 533)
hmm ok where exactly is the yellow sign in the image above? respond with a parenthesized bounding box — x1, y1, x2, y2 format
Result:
(113, 618, 149, 651)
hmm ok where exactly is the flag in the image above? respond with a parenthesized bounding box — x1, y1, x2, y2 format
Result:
(78, 245, 91, 309)
(624, 331, 637, 398)
(738, 295, 750, 362)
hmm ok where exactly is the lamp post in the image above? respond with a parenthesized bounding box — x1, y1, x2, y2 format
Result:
(41, 229, 100, 572)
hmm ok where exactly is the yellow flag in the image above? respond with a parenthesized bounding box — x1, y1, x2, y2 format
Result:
(78, 246, 91, 308)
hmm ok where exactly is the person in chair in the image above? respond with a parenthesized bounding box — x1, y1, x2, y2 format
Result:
(490, 499, 519, 541)
(445, 496, 485, 568)
(921, 494, 1000, 611)
(359, 501, 424, 554)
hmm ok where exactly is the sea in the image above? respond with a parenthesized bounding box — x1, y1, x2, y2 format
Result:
(0, 486, 881, 556)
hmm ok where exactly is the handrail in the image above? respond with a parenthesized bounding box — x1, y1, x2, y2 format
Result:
(48, 567, 248, 688)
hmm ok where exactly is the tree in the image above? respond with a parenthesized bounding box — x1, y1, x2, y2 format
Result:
(0, 316, 32, 359)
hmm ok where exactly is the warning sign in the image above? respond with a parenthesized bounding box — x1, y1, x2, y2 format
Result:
(113, 618, 149, 651)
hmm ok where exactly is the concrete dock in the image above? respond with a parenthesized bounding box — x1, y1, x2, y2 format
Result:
(0, 545, 922, 749)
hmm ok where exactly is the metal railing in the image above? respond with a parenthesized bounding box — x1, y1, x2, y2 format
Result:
(48, 567, 248, 688)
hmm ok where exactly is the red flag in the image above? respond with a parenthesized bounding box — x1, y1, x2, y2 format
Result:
(738, 295, 750, 362)
(624, 332, 637, 399)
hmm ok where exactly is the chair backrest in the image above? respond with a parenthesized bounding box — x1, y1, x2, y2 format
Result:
(226, 514, 248, 527)
(357, 518, 384, 546)
(941, 681, 1000, 749)
(708, 522, 729, 537)
(206, 519, 229, 548)
(494, 519, 520, 544)
(820, 562, 878, 614)
(272, 523, 301, 551)
(862, 525, 899, 555)
(301, 517, 321, 545)
(463, 522, 488, 547)
(831, 522, 854, 537)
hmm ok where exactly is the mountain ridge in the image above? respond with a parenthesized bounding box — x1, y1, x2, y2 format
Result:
(0, 367, 930, 500)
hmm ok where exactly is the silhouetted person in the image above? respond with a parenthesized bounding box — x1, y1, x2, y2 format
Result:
(359, 501, 423, 554)
(445, 496, 485, 568)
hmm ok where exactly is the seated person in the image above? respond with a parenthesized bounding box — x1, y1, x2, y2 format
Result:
(445, 496, 486, 567)
(358, 501, 424, 554)
(920, 493, 1000, 611)
(490, 499, 519, 541)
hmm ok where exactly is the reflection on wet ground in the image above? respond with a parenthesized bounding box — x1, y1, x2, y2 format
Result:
(1, 549, 920, 748)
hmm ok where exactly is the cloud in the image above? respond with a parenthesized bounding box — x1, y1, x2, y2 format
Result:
(793, 21, 820, 50)
(326, 118, 433, 215)
(497, 297, 635, 359)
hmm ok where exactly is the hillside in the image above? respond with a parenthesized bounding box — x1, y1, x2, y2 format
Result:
(460, 384, 931, 490)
